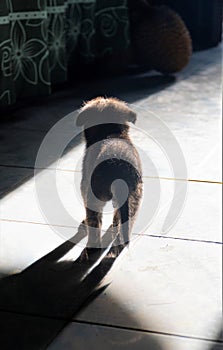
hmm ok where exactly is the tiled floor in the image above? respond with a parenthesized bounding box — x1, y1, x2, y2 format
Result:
(0, 44, 222, 349)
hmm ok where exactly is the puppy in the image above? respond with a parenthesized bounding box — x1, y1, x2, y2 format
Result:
(77, 97, 143, 248)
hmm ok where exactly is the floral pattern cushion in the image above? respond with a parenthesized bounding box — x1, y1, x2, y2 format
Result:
(0, 0, 130, 106)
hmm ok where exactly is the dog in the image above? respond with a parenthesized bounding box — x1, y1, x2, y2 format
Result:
(77, 97, 143, 248)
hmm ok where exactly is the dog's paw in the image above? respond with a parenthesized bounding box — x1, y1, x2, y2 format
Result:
(87, 236, 102, 249)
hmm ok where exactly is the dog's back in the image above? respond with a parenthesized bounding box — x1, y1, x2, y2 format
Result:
(82, 137, 142, 204)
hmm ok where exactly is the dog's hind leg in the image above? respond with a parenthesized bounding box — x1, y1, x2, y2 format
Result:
(119, 200, 132, 245)
(113, 189, 142, 246)
(85, 206, 104, 248)
(105, 210, 120, 245)
(112, 198, 131, 246)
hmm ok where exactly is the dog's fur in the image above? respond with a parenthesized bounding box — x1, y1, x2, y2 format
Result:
(77, 97, 143, 248)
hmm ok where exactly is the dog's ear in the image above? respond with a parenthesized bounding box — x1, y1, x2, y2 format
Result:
(76, 109, 87, 126)
(127, 110, 137, 124)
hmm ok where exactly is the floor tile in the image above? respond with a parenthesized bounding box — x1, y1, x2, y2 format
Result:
(0, 121, 81, 170)
(0, 220, 70, 276)
(1, 89, 81, 132)
(0, 221, 124, 318)
(0, 128, 47, 168)
(1, 173, 221, 243)
(139, 179, 222, 243)
(75, 235, 222, 342)
(48, 321, 223, 350)
(0, 166, 33, 198)
(135, 103, 221, 183)
(0, 168, 84, 228)
(0, 310, 65, 350)
(136, 47, 221, 182)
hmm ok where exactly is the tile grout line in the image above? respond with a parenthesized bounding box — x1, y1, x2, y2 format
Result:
(72, 320, 223, 344)
(0, 164, 222, 184)
(0, 218, 222, 245)
(135, 233, 223, 245)
(0, 218, 75, 229)
(0, 307, 221, 345)
(188, 178, 222, 185)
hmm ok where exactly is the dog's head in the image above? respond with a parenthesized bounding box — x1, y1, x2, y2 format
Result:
(77, 97, 136, 127)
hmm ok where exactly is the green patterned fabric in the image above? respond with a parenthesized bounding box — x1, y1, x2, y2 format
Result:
(0, 0, 130, 106)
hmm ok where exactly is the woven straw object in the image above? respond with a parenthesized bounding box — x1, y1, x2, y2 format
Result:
(131, 6, 192, 73)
